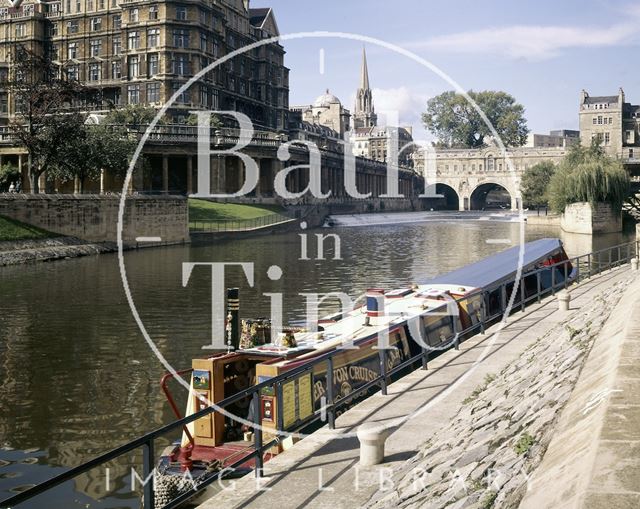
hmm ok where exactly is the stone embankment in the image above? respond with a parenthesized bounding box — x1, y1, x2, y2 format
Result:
(367, 278, 633, 509)
(0, 237, 116, 266)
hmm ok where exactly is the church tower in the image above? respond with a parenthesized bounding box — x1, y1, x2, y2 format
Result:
(353, 46, 377, 129)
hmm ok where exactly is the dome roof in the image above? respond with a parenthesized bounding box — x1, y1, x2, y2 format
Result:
(313, 89, 341, 108)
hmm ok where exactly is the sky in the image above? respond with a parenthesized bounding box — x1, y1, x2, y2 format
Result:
(254, 0, 640, 142)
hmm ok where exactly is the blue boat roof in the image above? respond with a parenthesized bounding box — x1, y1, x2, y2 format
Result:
(425, 238, 564, 289)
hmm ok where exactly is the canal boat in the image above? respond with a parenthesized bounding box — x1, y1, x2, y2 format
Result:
(156, 238, 574, 501)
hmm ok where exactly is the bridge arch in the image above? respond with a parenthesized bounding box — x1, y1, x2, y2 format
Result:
(435, 183, 459, 210)
(469, 182, 513, 210)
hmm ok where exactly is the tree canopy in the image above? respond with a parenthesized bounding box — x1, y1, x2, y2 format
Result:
(422, 90, 529, 148)
(520, 161, 557, 207)
(547, 142, 629, 213)
(8, 45, 99, 192)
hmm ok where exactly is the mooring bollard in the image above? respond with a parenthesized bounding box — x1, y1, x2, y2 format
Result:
(557, 291, 571, 311)
(357, 422, 391, 466)
(631, 258, 639, 271)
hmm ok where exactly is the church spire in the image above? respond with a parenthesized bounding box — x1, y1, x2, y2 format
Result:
(353, 46, 377, 129)
(360, 46, 370, 91)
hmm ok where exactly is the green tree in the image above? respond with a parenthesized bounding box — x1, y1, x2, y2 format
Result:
(422, 90, 529, 148)
(547, 141, 629, 213)
(0, 163, 20, 192)
(184, 112, 223, 127)
(49, 123, 136, 193)
(520, 161, 556, 207)
(7, 45, 99, 193)
(104, 104, 164, 126)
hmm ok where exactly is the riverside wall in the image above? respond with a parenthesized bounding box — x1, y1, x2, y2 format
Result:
(0, 194, 189, 245)
(561, 202, 622, 234)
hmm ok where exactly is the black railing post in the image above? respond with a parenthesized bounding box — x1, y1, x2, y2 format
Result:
(576, 257, 581, 283)
(500, 283, 507, 314)
(253, 391, 263, 478)
(421, 347, 429, 370)
(479, 295, 486, 334)
(326, 357, 335, 429)
(551, 267, 556, 295)
(564, 262, 568, 289)
(536, 270, 541, 302)
(276, 382, 284, 433)
(588, 253, 592, 278)
(379, 348, 388, 395)
(142, 439, 155, 509)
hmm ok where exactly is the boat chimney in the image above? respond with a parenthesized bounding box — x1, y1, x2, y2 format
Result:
(227, 288, 240, 349)
(365, 289, 385, 324)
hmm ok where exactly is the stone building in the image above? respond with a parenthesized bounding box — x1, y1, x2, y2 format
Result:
(526, 129, 579, 148)
(291, 90, 350, 139)
(0, 0, 289, 130)
(579, 88, 640, 169)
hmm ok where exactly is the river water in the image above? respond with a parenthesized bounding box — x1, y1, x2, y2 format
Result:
(0, 213, 634, 508)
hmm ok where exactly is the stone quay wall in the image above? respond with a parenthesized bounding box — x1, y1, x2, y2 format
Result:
(561, 202, 622, 234)
(366, 277, 633, 509)
(0, 194, 189, 245)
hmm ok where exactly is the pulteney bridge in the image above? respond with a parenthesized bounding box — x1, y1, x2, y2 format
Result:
(418, 145, 568, 210)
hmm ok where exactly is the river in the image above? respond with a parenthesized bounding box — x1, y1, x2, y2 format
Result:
(0, 214, 634, 508)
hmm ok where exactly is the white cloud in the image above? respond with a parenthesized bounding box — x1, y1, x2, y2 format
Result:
(371, 86, 430, 127)
(405, 21, 640, 61)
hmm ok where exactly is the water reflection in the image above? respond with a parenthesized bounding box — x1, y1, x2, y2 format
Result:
(0, 219, 634, 507)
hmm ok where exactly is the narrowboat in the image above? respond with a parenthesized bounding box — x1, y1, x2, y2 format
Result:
(155, 238, 574, 502)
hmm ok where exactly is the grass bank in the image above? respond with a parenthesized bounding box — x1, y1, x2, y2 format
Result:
(189, 199, 285, 224)
(0, 215, 56, 242)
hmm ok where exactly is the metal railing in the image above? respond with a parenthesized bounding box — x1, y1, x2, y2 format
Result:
(1, 240, 638, 509)
(189, 212, 294, 232)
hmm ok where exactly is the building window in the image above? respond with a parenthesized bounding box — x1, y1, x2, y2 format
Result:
(50, 23, 59, 37)
(128, 56, 139, 78)
(88, 63, 101, 81)
(172, 54, 190, 75)
(67, 65, 79, 80)
(99, 0, 106, 9)
(629, 149, 634, 159)
(128, 84, 140, 104)
(90, 17, 102, 31)
(604, 132, 610, 145)
(112, 60, 121, 79)
(626, 130, 634, 144)
(128, 31, 140, 50)
(172, 83, 190, 103)
(147, 82, 160, 102)
(176, 6, 187, 20)
(112, 37, 121, 55)
(113, 15, 121, 29)
(147, 53, 159, 75)
(15, 23, 26, 37)
(68, 42, 78, 59)
(68, 20, 78, 33)
(129, 8, 139, 22)
(149, 5, 158, 20)
(147, 28, 160, 48)
(173, 29, 189, 48)
(592, 117, 597, 125)
(597, 115, 602, 125)
(200, 32, 207, 52)
(90, 39, 102, 57)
